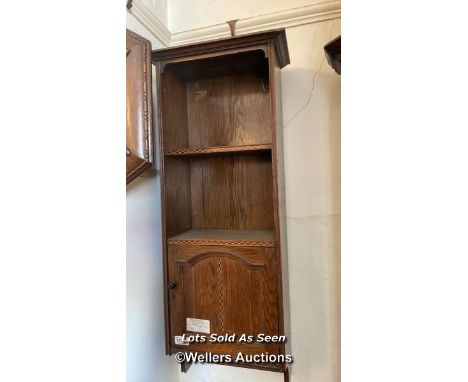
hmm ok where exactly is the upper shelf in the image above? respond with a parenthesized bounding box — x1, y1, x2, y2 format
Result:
(164, 144, 271, 158)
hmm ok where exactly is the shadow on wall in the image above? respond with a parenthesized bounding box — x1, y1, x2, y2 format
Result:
(127, 176, 179, 382)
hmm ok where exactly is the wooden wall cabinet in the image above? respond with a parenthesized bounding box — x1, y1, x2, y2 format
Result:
(126, 29, 154, 184)
(152, 30, 291, 380)
(324, 35, 341, 75)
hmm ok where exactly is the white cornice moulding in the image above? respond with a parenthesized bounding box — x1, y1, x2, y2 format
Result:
(129, 0, 171, 46)
(128, 0, 340, 47)
(170, 1, 341, 46)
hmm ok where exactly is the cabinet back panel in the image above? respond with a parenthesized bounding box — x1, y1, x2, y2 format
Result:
(186, 73, 271, 148)
(190, 155, 274, 229)
(162, 49, 269, 82)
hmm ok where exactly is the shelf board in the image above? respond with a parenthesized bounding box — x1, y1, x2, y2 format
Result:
(164, 144, 271, 158)
(168, 229, 275, 247)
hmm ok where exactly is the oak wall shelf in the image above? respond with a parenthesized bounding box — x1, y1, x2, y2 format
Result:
(152, 29, 291, 381)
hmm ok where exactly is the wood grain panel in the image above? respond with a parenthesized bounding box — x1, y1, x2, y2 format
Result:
(188, 255, 223, 334)
(164, 158, 192, 237)
(168, 245, 279, 359)
(190, 154, 274, 229)
(189, 159, 205, 228)
(160, 70, 189, 152)
(186, 73, 271, 148)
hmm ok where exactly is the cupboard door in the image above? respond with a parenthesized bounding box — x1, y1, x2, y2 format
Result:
(126, 29, 153, 184)
(167, 244, 281, 362)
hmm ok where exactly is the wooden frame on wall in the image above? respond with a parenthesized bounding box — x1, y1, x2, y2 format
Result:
(126, 29, 154, 184)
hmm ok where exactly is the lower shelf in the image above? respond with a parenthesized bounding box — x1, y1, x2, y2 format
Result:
(167, 228, 275, 247)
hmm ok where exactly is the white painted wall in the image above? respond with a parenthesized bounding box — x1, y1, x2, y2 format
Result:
(141, 0, 169, 27)
(126, 12, 179, 382)
(127, 2, 340, 382)
(282, 22, 340, 382)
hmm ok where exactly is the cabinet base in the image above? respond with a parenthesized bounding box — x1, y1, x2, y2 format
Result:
(180, 360, 192, 373)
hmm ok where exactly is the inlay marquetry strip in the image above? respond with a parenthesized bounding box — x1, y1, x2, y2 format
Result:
(168, 239, 275, 247)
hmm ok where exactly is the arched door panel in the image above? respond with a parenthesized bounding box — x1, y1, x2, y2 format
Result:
(168, 244, 280, 361)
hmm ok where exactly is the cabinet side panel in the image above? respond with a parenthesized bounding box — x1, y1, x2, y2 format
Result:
(160, 64, 192, 238)
(157, 63, 192, 354)
(164, 158, 192, 238)
(160, 70, 189, 152)
(155, 63, 171, 354)
(269, 43, 291, 371)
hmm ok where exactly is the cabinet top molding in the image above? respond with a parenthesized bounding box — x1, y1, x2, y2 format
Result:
(152, 29, 290, 68)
